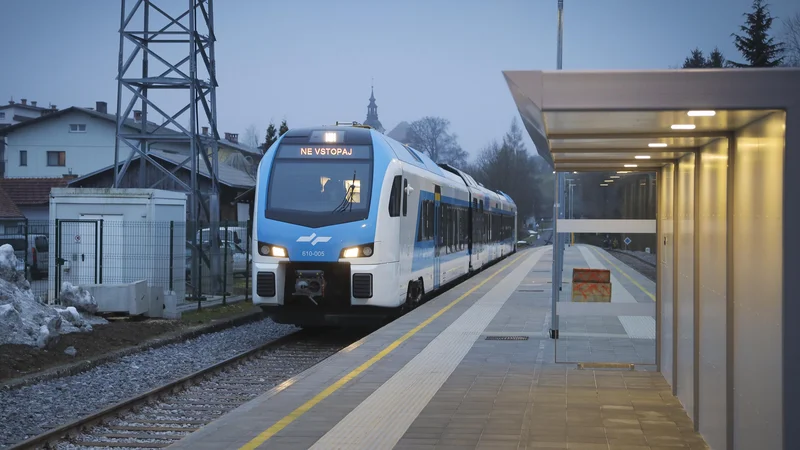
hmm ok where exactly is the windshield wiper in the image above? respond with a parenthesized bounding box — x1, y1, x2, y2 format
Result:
(331, 171, 357, 213)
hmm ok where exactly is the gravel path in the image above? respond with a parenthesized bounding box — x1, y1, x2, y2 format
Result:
(0, 318, 296, 449)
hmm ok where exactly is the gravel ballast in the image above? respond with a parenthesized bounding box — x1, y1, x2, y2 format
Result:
(0, 318, 296, 448)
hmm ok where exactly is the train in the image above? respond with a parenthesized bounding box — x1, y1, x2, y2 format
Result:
(251, 122, 518, 327)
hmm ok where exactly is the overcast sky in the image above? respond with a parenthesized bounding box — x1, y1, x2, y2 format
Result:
(1, 0, 796, 158)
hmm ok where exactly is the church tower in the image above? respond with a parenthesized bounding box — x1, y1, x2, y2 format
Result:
(363, 84, 384, 133)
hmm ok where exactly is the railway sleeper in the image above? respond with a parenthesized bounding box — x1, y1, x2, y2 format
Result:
(105, 425, 199, 432)
(72, 441, 171, 448)
(99, 433, 184, 440)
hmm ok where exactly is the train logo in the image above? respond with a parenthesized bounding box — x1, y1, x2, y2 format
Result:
(296, 233, 331, 246)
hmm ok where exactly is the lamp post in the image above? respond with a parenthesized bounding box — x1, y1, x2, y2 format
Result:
(550, 0, 565, 340)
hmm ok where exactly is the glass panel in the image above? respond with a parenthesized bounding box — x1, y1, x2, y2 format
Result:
(555, 234, 657, 365)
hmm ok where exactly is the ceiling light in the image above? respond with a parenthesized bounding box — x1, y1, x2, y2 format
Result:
(624, 164, 638, 168)
(671, 124, 696, 130)
(687, 110, 716, 117)
(600, 183, 608, 186)
(648, 143, 668, 148)
(610, 176, 620, 179)
(573, 171, 577, 174)
(617, 171, 630, 174)
(635, 155, 651, 159)
(604, 180, 613, 183)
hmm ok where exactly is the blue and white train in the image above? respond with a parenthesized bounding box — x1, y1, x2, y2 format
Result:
(252, 123, 517, 327)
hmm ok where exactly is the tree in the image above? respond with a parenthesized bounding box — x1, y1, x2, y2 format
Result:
(406, 116, 467, 166)
(279, 119, 289, 136)
(682, 47, 727, 68)
(781, 12, 800, 66)
(683, 48, 707, 68)
(242, 124, 260, 148)
(707, 47, 727, 67)
(466, 118, 554, 228)
(262, 121, 278, 153)
(729, 0, 785, 67)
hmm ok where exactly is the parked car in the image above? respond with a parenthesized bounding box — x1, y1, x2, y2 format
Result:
(0, 234, 49, 279)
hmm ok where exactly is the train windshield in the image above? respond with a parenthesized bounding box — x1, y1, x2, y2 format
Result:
(265, 144, 373, 227)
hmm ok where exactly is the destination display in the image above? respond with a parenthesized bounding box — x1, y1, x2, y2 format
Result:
(276, 144, 371, 159)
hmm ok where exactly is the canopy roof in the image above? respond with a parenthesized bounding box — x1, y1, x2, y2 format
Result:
(503, 68, 800, 172)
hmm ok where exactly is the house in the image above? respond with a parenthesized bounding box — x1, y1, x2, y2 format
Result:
(0, 98, 55, 128)
(0, 101, 261, 180)
(0, 177, 70, 225)
(0, 184, 26, 236)
(68, 149, 255, 222)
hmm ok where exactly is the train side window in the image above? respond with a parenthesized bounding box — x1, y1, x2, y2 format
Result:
(388, 175, 402, 217)
(402, 179, 408, 216)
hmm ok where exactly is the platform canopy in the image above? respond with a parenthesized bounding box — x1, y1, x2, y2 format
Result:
(503, 68, 800, 172)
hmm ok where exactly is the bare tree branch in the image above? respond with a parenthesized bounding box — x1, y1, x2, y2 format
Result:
(242, 124, 260, 148)
(782, 12, 800, 66)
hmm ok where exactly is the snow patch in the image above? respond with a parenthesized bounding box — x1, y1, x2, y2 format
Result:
(0, 244, 107, 348)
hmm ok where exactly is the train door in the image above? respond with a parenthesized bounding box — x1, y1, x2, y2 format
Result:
(433, 185, 441, 289)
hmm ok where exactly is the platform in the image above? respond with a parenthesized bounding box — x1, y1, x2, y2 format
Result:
(169, 245, 708, 450)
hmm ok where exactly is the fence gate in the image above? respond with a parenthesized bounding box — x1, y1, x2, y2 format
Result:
(56, 220, 101, 292)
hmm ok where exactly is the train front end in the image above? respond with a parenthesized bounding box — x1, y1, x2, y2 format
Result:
(251, 125, 397, 327)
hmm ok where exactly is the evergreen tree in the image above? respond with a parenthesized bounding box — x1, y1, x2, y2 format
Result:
(682, 48, 708, 68)
(729, 0, 785, 67)
(262, 122, 278, 153)
(682, 47, 726, 68)
(279, 119, 289, 136)
(707, 47, 727, 67)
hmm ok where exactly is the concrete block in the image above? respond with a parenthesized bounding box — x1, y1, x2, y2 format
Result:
(147, 286, 163, 318)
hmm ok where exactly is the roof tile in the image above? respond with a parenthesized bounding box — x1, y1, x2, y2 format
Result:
(0, 185, 25, 219)
(0, 178, 70, 206)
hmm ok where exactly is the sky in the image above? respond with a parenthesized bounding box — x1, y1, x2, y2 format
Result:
(0, 0, 797, 159)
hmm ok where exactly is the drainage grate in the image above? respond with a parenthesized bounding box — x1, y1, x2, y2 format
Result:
(485, 336, 529, 341)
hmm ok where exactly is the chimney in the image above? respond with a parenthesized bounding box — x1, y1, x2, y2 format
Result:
(96, 101, 107, 114)
(50, 105, 57, 111)
(202, 126, 208, 135)
(133, 110, 142, 122)
(224, 132, 238, 143)
(8, 100, 14, 105)
(20, 99, 27, 105)
(31, 101, 37, 107)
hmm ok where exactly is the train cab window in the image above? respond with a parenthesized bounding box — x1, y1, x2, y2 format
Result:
(389, 175, 402, 217)
(402, 179, 408, 216)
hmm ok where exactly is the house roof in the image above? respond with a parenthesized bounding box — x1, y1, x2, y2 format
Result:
(68, 149, 256, 190)
(0, 185, 25, 219)
(0, 102, 51, 113)
(0, 106, 261, 155)
(0, 178, 70, 206)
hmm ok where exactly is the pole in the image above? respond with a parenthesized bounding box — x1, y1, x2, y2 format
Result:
(550, 0, 565, 340)
(557, 0, 564, 71)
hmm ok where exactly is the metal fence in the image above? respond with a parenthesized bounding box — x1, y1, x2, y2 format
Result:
(0, 220, 253, 309)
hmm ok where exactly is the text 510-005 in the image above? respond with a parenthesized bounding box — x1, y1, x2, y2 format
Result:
(302, 250, 325, 257)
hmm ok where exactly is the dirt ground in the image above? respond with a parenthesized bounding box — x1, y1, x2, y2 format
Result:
(0, 302, 261, 384)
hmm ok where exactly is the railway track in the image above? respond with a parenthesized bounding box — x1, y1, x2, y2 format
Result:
(7, 328, 365, 450)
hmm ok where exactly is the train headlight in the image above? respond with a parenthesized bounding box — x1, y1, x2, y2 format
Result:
(340, 243, 374, 258)
(258, 242, 287, 258)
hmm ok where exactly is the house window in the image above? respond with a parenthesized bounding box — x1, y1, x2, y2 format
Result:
(47, 151, 66, 166)
(69, 124, 86, 133)
(0, 112, 5, 119)
(19, 150, 27, 166)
